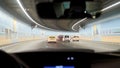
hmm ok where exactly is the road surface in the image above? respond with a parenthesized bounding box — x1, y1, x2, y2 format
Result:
(0, 40, 120, 53)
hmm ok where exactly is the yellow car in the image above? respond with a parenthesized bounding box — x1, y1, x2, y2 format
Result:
(47, 36, 57, 43)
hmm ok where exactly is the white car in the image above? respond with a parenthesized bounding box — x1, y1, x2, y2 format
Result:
(47, 36, 57, 43)
(71, 36, 80, 41)
(63, 35, 71, 42)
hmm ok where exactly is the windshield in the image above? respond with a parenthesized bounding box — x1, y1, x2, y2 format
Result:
(0, 0, 120, 53)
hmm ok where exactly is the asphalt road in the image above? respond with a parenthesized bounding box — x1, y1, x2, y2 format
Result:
(0, 40, 120, 53)
(0, 40, 73, 53)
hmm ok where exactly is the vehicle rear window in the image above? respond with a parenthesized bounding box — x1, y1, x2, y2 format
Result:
(65, 36, 69, 38)
(50, 36, 55, 38)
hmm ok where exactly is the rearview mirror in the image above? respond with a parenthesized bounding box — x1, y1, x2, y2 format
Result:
(36, 0, 101, 19)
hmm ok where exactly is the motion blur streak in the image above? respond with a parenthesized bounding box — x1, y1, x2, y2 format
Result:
(17, 0, 52, 29)
(101, 1, 120, 11)
(72, 18, 87, 31)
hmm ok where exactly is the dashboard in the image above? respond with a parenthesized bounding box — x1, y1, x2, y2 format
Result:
(0, 49, 120, 68)
(15, 52, 90, 68)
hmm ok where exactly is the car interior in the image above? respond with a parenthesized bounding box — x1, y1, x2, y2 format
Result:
(0, 0, 120, 68)
(0, 49, 120, 68)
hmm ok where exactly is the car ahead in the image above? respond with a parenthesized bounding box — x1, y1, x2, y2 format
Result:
(57, 35, 64, 41)
(47, 36, 57, 43)
(71, 36, 80, 41)
(63, 35, 71, 42)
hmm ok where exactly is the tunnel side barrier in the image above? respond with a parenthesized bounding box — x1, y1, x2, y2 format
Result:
(0, 36, 41, 46)
(79, 36, 120, 43)
(0, 36, 11, 45)
(79, 36, 93, 41)
(101, 36, 120, 43)
(18, 36, 41, 42)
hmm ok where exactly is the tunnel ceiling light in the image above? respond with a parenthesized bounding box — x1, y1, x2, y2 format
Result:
(101, 1, 120, 12)
(72, 18, 87, 31)
(17, 0, 52, 30)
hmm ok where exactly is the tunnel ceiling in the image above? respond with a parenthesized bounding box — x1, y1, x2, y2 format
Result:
(1, 0, 118, 31)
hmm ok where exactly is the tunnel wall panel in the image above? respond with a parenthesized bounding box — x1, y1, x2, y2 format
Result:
(0, 7, 41, 46)
(79, 13, 120, 43)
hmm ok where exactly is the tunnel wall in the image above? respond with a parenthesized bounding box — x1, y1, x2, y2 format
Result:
(79, 15, 120, 43)
(0, 7, 41, 46)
